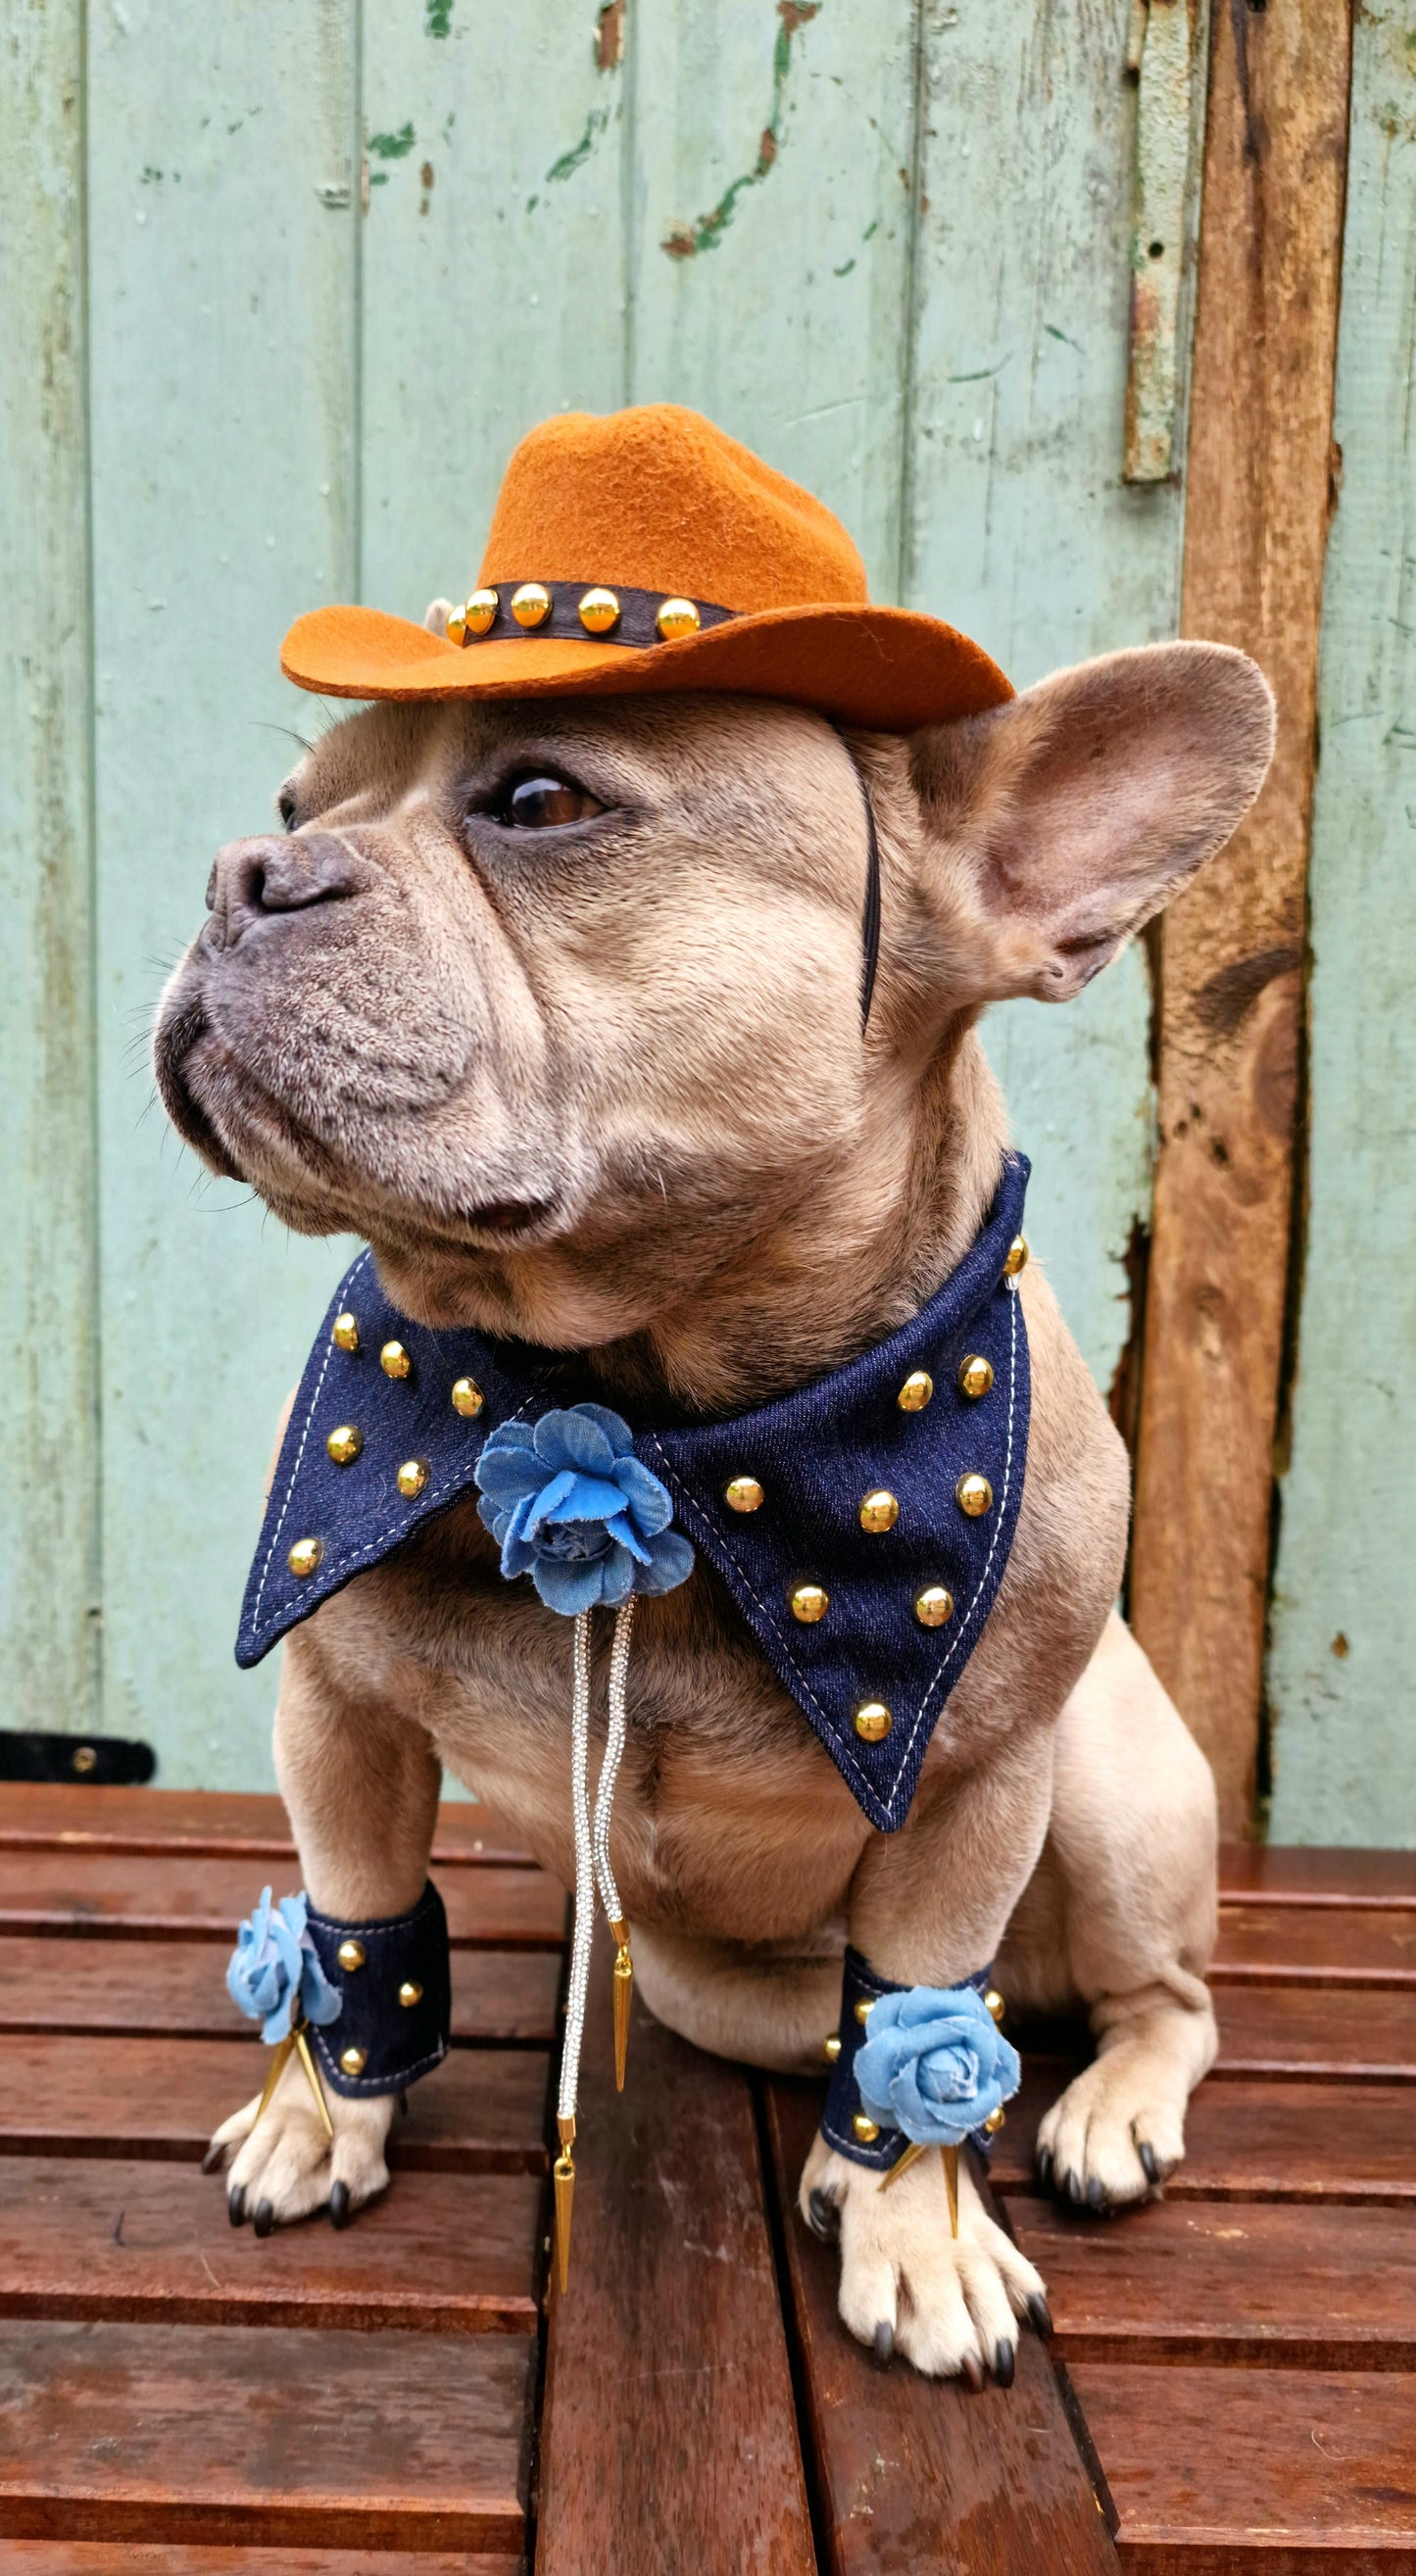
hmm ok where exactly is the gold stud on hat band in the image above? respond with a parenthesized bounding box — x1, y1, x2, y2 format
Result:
(444, 579, 731, 652)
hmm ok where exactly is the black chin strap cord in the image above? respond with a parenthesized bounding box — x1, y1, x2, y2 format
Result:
(838, 734, 882, 1033)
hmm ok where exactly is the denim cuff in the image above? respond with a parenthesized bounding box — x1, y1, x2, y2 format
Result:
(821, 1945, 996, 2170)
(304, 1879, 452, 2097)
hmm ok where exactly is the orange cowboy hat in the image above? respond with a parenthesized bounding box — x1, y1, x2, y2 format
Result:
(280, 404, 1013, 734)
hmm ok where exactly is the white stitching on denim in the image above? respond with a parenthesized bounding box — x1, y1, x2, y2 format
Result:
(310, 2026, 447, 2095)
(251, 1250, 372, 1633)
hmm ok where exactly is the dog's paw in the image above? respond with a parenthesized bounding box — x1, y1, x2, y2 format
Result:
(204, 2047, 396, 2233)
(799, 2130, 1047, 2382)
(1036, 2050, 1187, 2211)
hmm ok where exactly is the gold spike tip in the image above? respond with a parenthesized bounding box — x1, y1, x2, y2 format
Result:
(612, 1938, 633, 2094)
(942, 2142, 959, 2237)
(876, 2137, 927, 2195)
(553, 2116, 576, 2297)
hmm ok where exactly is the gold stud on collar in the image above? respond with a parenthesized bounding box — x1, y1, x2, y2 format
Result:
(915, 1583, 954, 1628)
(898, 1369, 933, 1411)
(957, 1354, 994, 1399)
(331, 1311, 360, 1353)
(578, 585, 620, 634)
(288, 1536, 323, 1579)
(854, 1699, 893, 1742)
(724, 1475, 764, 1513)
(380, 1340, 412, 1381)
(451, 1377, 484, 1418)
(337, 1939, 366, 1971)
(396, 1458, 429, 1499)
(511, 581, 552, 628)
(859, 1488, 899, 1534)
(1003, 1235, 1029, 1278)
(790, 1580, 829, 1624)
(340, 2045, 367, 2077)
(956, 1473, 993, 1517)
(656, 596, 701, 641)
(853, 2112, 881, 2145)
(326, 1424, 363, 1467)
(399, 1979, 423, 2009)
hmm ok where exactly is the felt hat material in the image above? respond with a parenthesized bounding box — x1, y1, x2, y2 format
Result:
(281, 404, 1013, 734)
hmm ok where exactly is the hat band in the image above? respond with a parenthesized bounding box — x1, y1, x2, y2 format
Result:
(447, 580, 738, 651)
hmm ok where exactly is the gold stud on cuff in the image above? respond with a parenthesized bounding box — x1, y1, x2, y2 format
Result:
(396, 1458, 429, 1498)
(1003, 1235, 1029, 1278)
(399, 1979, 423, 2009)
(380, 1340, 412, 1381)
(915, 1583, 954, 1628)
(790, 1581, 829, 1624)
(824, 2033, 842, 2063)
(452, 1377, 484, 1418)
(956, 1472, 993, 1517)
(957, 1353, 994, 1399)
(288, 1537, 323, 1579)
(724, 1474, 763, 1513)
(984, 1987, 1004, 2023)
(340, 2045, 367, 2077)
(656, 596, 701, 641)
(332, 1311, 360, 1353)
(898, 1369, 933, 1411)
(511, 581, 552, 628)
(578, 585, 620, 634)
(326, 1424, 363, 1467)
(854, 1700, 893, 1743)
(336, 1939, 366, 1971)
(853, 2112, 881, 2145)
(984, 2104, 1006, 2135)
(854, 1996, 874, 2025)
(859, 1488, 899, 1533)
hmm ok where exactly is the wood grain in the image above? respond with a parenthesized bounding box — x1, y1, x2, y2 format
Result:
(0, 2319, 531, 2549)
(1008, 2196, 1416, 2369)
(0, 1933, 561, 2043)
(0, 2036, 552, 2174)
(535, 1941, 814, 2576)
(1213, 1986, 1416, 2081)
(0, 1853, 564, 1948)
(1069, 2362, 1416, 2565)
(0, 2552, 519, 2574)
(993, 2064, 1416, 2207)
(0, 1785, 530, 1868)
(0, 2157, 540, 2336)
(1131, 0, 1353, 1834)
(1220, 1847, 1416, 1908)
(765, 2079, 1119, 2574)
(1214, 1905, 1416, 1989)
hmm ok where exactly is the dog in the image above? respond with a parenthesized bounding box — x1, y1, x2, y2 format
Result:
(155, 406, 1273, 2380)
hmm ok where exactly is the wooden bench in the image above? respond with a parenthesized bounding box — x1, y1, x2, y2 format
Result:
(0, 1787, 1412, 2569)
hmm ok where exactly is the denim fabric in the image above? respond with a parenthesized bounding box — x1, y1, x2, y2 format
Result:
(822, 1946, 997, 2171)
(302, 1880, 452, 2098)
(237, 1154, 1031, 1833)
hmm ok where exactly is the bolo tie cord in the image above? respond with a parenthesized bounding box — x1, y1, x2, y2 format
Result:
(554, 1594, 636, 2296)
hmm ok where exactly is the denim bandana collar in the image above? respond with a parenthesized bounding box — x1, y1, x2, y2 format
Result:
(237, 1153, 1031, 1833)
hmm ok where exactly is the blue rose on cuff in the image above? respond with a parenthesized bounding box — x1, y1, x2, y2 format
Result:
(474, 1402, 695, 1616)
(227, 1886, 343, 2045)
(854, 1984, 1021, 2148)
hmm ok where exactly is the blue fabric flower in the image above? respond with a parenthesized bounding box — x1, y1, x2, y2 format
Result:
(855, 1983, 1021, 2148)
(227, 1886, 343, 2045)
(474, 1403, 695, 1616)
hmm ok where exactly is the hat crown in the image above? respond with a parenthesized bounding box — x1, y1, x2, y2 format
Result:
(478, 404, 869, 616)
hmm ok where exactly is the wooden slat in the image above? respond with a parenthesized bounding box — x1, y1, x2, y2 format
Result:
(0, 2037, 550, 2175)
(1008, 2197, 1416, 2370)
(1009, 1989, 1416, 2082)
(992, 2066, 1416, 2206)
(0, 1852, 564, 1948)
(0, 2552, 518, 2574)
(0, 2320, 530, 2549)
(1068, 2362, 1416, 2568)
(535, 1942, 815, 2576)
(0, 2157, 540, 2337)
(0, 1785, 529, 1867)
(765, 2079, 1121, 2576)
(1214, 1905, 1416, 1988)
(1220, 1847, 1416, 1908)
(0, 1935, 560, 2044)
(1131, 0, 1355, 1834)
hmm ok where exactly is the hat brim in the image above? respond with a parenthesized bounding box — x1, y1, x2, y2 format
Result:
(280, 602, 1012, 733)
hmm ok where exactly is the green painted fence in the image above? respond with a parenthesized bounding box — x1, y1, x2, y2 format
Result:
(3, 0, 1410, 1839)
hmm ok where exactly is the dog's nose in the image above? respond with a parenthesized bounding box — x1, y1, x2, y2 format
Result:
(205, 832, 366, 951)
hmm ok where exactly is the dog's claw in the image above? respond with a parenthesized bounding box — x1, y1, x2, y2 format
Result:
(1138, 2139, 1160, 2186)
(201, 2141, 224, 2175)
(960, 2351, 985, 2394)
(1085, 2173, 1107, 2211)
(994, 2337, 1015, 2389)
(253, 2197, 274, 2238)
(806, 2188, 840, 2245)
(329, 2180, 351, 2230)
(1064, 2167, 1083, 2206)
(1037, 2145, 1054, 2193)
(873, 2319, 894, 2368)
(1027, 2291, 1053, 2342)
(227, 2185, 246, 2228)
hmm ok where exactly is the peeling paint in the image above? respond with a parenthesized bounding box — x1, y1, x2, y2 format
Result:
(368, 122, 415, 160)
(424, 0, 453, 35)
(546, 102, 610, 184)
(660, 0, 820, 259)
(595, 0, 625, 73)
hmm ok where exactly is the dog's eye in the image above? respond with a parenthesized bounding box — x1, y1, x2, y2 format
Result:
(494, 772, 604, 830)
(277, 790, 298, 832)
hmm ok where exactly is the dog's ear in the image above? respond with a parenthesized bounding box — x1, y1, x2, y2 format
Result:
(908, 642, 1275, 1003)
(423, 598, 457, 638)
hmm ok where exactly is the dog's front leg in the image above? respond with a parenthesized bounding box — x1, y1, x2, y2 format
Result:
(799, 1727, 1052, 2381)
(209, 1631, 442, 2233)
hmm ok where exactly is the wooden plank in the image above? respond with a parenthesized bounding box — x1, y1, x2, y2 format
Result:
(1220, 1847, 1416, 1909)
(0, 1934, 560, 2043)
(1130, 0, 1353, 1835)
(992, 2065, 1416, 2206)
(1069, 2362, 1416, 2567)
(0, 2037, 551, 2175)
(1213, 1906, 1416, 1990)
(1266, 0, 1416, 1854)
(0, 0, 101, 1738)
(0, 1785, 531, 1868)
(536, 1940, 814, 2576)
(1008, 2197, 1416, 2371)
(84, 0, 362, 1791)
(0, 2552, 518, 2575)
(765, 2079, 1120, 2574)
(0, 1853, 564, 1948)
(906, 0, 1206, 1398)
(1214, 1987, 1416, 2083)
(0, 2319, 530, 2550)
(0, 2156, 539, 2337)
